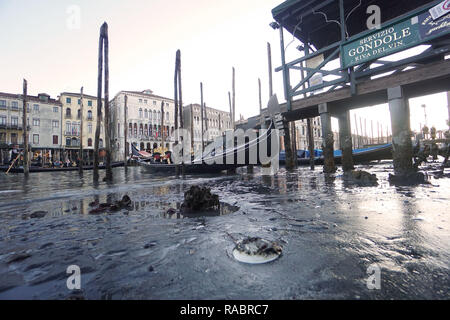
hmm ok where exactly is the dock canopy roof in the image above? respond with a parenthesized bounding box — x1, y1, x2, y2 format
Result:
(272, 0, 438, 51)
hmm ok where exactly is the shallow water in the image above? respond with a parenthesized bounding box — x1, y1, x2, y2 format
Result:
(0, 162, 449, 299)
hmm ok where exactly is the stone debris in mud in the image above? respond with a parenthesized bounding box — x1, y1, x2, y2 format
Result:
(388, 172, 427, 185)
(181, 186, 219, 211)
(232, 237, 282, 264)
(22, 211, 47, 219)
(89, 195, 132, 214)
(344, 170, 378, 186)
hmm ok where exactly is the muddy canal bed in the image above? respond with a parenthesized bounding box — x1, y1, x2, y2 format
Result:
(0, 162, 449, 299)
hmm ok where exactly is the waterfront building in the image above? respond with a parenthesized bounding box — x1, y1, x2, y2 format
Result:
(109, 90, 176, 161)
(58, 92, 105, 165)
(0, 92, 62, 165)
(183, 104, 232, 154)
(294, 117, 323, 150)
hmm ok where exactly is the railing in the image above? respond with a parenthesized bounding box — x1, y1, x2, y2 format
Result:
(65, 132, 80, 137)
(0, 123, 24, 130)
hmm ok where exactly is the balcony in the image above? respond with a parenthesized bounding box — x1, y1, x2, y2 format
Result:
(0, 123, 24, 130)
(65, 131, 80, 137)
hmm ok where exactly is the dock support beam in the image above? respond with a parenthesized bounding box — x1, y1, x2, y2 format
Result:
(283, 118, 296, 170)
(388, 86, 415, 176)
(337, 110, 354, 172)
(319, 103, 336, 173)
(307, 118, 315, 170)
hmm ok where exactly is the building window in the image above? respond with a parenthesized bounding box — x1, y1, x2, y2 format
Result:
(88, 138, 93, 147)
(139, 108, 143, 118)
(53, 106, 58, 113)
(87, 110, 93, 120)
(78, 99, 81, 105)
(99, 139, 103, 148)
(144, 109, 148, 118)
(33, 104, 39, 112)
(144, 100, 147, 104)
(52, 120, 59, 128)
(11, 101, 19, 110)
(0, 116, 6, 125)
(66, 97, 71, 104)
(88, 123, 92, 133)
(66, 122, 72, 135)
(53, 135, 58, 145)
(0, 100, 6, 109)
(139, 99, 142, 103)
(33, 118, 40, 126)
(88, 100, 92, 107)
(66, 108, 71, 117)
(33, 134, 39, 144)
(77, 109, 81, 119)
(11, 133, 18, 144)
(11, 117, 18, 126)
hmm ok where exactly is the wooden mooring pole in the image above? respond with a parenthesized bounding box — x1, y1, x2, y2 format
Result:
(267, 42, 273, 98)
(94, 23, 104, 182)
(201, 83, 204, 152)
(22, 79, 29, 178)
(103, 23, 112, 182)
(79, 86, 84, 174)
(124, 95, 128, 169)
(232, 67, 236, 130)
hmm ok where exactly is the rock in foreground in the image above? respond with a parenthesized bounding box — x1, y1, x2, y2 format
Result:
(344, 170, 378, 186)
(182, 186, 219, 211)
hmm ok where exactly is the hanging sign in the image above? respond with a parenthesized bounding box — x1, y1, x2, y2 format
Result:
(341, 4, 450, 68)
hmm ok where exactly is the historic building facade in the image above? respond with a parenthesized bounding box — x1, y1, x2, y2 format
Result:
(0, 92, 62, 165)
(294, 117, 323, 150)
(109, 90, 176, 161)
(183, 104, 232, 154)
(58, 92, 104, 164)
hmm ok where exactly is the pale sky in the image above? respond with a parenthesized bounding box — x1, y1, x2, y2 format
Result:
(0, 0, 449, 131)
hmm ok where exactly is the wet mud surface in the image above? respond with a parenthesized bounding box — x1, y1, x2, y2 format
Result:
(0, 161, 449, 299)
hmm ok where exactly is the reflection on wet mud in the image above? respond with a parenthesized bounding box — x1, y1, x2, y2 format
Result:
(0, 162, 449, 299)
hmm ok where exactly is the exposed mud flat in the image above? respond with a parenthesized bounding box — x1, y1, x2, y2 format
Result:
(0, 161, 449, 299)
